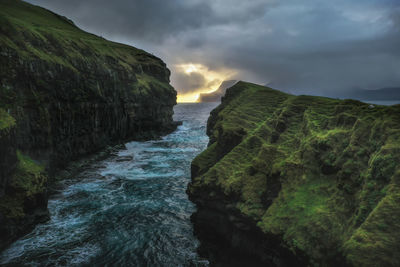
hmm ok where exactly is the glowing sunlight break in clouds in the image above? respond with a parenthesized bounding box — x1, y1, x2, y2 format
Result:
(174, 63, 237, 103)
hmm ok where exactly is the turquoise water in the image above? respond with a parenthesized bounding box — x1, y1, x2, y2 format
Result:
(0, 103, 218, 266)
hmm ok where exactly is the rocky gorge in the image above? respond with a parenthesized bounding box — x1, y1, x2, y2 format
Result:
(188, 81, 400, 266)
(0, 0, 177, 250)
(2, 1, 400, 266)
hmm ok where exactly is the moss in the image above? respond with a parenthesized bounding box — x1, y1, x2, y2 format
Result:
(11, 151, 46, 193)
(0, 108, 16, 131)
(0, 0, 170, 91)
(136, 73, 174, 97)
(344, 180, 400, 267)
(0, 151, 47, 219)
(189, 81, 400, 265)
(0, 0, 177, 248)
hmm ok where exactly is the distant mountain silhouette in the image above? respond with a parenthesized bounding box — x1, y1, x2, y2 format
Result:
(342, 87, 400, 101)
(264, 84, 400, 101)
(197, 80, 238, 102)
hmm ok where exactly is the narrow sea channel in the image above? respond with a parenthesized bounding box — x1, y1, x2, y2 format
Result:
(0, 103, 218, 266)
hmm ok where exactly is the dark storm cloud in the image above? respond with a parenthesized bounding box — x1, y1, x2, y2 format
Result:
(180, 0, 400, 94)
(27, 0, 400, 95)
(27, 0, 270, 42)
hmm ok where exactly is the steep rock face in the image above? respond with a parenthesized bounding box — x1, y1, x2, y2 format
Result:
(188, 81, 400, 266)
(197, 80, 237, 103)
(0, 109, 17, 197)
(0, 108, 49, 249)
(0, 0, 177, 249)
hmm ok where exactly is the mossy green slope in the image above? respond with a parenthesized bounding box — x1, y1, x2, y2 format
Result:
(0, 0, 177, 162)
(0, 151, 47, 219)
(0, 0, 177, 250)
(0, 0, 176, 108)
(0, 0, 168, 79)
(189, 81, 400, 266)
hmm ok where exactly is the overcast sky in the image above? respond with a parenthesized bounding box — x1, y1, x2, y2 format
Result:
(28, 0, 400, 101)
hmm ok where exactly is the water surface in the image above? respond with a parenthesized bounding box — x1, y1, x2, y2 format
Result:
(0, 103, 218, 266)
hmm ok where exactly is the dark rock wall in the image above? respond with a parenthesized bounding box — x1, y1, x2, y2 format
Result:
(0, 0, 177, 250)
(0, 120, 17, 197)
(1, 49, 176, 171)
(188, 81, 400, 266)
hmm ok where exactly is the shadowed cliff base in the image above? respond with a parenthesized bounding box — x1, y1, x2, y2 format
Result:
(0, 0, 177, 250)
(191, 199, 310, 267)
(188, 81, 400, 266)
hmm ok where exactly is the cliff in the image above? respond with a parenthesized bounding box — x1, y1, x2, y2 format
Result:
(197, 80, 237, 103)
(188, 81, 400, 266)
(0, 0, 177, 249)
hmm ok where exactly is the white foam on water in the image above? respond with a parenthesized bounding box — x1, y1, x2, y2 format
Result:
(0, 103, 218, 266)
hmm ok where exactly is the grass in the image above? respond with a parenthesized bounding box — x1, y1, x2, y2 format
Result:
(0, 0, 176, 242)
(0, 0, 173, 100)
(0, 108, 15, 131)
(189, 81, 400, 266)
(0, 151, 47, 219)
(1, 0, 153, 61)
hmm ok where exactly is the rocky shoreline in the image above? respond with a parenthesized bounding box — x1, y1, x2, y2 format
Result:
(0, 0, 178, 251)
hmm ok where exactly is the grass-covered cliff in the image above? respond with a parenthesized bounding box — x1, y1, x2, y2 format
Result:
(0, 0, 177, 249)
(188, 81, 400, 266)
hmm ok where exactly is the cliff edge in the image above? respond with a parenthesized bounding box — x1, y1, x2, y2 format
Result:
(188, 81, 400, 266)
(0, 0, 177, 250)
(197, 80, 237, 103)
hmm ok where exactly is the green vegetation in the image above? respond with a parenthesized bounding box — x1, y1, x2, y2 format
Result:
(0, 151, 47, 219)
(189, 81, 400, 266)
(0, 0, 173, 99)
(0, 0, 176, 249)
(0, 108, 15, 131)
(0, 0, 158, 64)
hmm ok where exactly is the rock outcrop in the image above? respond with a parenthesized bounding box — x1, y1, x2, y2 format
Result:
(197, 80, 237, 103)
(0, 0, 177, 250)
(188, 81, 400, 266)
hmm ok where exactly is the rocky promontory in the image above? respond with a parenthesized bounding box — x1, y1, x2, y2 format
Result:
(197, 80, 237, 103)
(188, 81, 400, 266)
(0, 0, 177, 250)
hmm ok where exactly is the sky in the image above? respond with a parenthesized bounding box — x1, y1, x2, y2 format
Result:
(27, 0, 400, 102)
